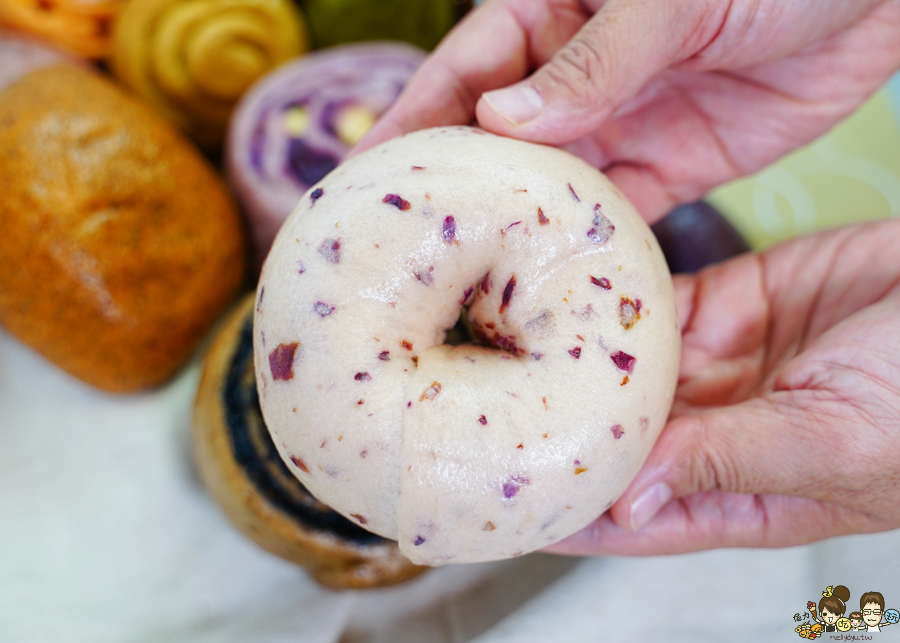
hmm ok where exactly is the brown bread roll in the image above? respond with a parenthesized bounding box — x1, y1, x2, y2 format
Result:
(0, 66, 247, 392)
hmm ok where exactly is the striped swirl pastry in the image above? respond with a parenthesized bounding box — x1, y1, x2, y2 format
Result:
(112, 0, 309, 147)
(226, 42, 424, 265)
(0, 0, 120, 58)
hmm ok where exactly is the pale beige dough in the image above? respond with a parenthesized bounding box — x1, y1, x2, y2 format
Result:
(254, 127, 680, 565)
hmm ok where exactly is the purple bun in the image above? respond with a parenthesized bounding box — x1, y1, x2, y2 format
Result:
(0, 30, 80, 93)
(227, 42, 425, 266)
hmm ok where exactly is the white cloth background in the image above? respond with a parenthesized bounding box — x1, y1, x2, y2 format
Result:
(2, 327, 898, 643)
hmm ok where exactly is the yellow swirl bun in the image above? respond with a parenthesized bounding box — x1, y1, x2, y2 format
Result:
(112, 0, 309, 147)
(0, 0, 121, 58)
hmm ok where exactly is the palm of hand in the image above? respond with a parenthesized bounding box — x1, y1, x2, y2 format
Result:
(552, 222, 900, 555)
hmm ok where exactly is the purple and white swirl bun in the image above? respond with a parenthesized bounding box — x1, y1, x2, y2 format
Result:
(0, 30, 80, 94)
(227, 42, 425, 265)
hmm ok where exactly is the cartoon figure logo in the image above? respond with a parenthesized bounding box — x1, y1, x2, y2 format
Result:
(793, 585, 898, 638)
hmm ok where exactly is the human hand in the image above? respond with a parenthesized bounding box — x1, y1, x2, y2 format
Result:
(355, 0, 900, 222)
(544, 220, 900, 555)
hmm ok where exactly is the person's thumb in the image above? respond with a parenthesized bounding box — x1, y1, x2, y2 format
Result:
(608, 393, 855, 533)
(476, 0, 726, 144)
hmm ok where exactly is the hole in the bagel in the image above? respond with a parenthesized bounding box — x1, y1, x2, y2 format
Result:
(442, 310, 523, 356)
(443, 315, 472, 346)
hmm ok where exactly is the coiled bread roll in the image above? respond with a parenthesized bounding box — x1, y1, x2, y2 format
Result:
(255, 127, 680, 565)
(112, 0, 308, 147)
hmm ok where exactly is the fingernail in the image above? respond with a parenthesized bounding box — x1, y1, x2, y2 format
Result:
(629, 482, 672, 531)
(482, 84, 543, 124)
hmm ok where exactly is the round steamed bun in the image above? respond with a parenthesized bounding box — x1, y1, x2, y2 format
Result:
(254, 127, 680, 565)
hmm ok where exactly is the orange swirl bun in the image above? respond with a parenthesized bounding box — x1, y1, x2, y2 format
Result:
(0, 0, 120, 57)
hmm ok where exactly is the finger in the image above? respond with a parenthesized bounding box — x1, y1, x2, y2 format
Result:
(603, 163, 678, 225)
(352, 0, 589, 156)
(560, 137, 681, 223)
(674, 223, 900, 410)
(672, 253, 769, 410)
(544, 492, 879, 556)
(607, 389, 867, 537)
(476, 0, 731, 144)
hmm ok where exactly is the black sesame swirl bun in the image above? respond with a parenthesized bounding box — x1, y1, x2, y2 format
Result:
(192, 294, 427, 589)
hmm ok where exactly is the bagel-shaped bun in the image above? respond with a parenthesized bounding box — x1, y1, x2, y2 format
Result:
(254, 127, 680, 565)
(194, 294, 427, 589)
(0, 0, 120, 58)
(111, 0, 309, 148)
(227, 42, 424, 266)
